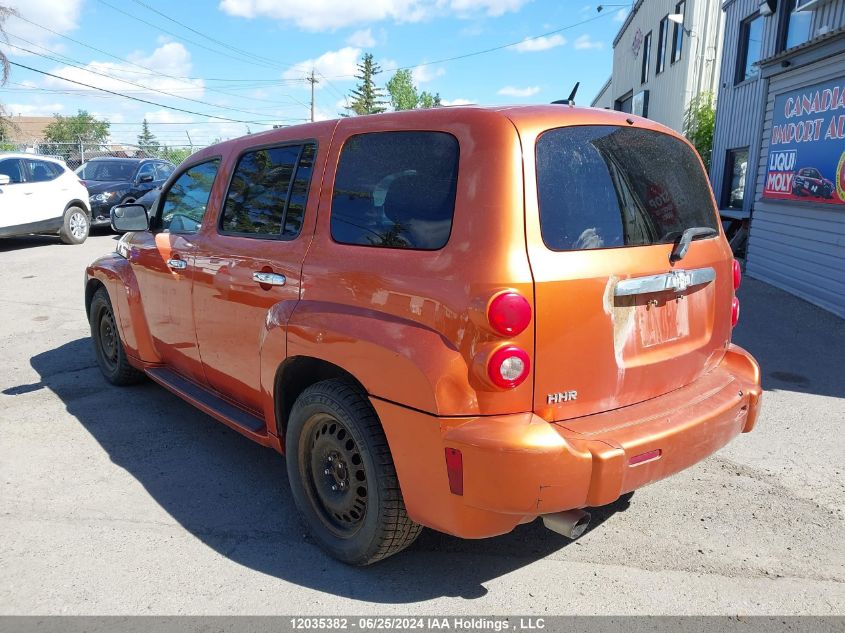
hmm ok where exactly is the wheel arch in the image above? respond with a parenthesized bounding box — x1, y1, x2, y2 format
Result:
(85, 277, 107, 318)
(65, 199, 91, 215)
(274, 355, 367, 446)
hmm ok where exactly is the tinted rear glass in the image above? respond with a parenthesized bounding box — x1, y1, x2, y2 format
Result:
(331, 131, 459, 250)
(536, 126, 717, 251)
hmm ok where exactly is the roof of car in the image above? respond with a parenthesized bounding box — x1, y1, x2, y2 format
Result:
(0, 152, 65, 163)
(190, 105, 678, 163)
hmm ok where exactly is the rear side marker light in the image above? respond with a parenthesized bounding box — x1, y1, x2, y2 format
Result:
(629, 449, 662, 466)
(444, 448, 463, 496)
(732, 260, 742, 290)
(487, 346, 530, 389)
(731, 296, 740, 328)
(487, 291, 532, 336)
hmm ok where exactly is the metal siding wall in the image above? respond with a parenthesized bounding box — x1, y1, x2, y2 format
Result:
(812, 0, 845, 32)
(710, 0, 767, 210)
(748, 50, 845, 318)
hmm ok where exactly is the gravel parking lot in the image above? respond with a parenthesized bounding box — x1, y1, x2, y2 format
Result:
(1, 233, 843, 615)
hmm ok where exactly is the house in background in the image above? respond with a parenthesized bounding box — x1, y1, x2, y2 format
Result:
(592, 0, 725, 132)
(0, 116, 57, 148)
(711, 0, 845, 318)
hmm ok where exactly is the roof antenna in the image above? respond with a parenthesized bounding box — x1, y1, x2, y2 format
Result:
(551, 82, 580, 106)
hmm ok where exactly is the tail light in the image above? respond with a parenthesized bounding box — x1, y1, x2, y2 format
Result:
(732, 260, 742, 290)
(487, 291, 531, 336)
(731, 296, 740, 328)
(487, 345, 530, 389)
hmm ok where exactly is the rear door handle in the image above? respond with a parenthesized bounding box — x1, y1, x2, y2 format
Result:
(167, 258, 187, 270)
(252, 271, 286, 286)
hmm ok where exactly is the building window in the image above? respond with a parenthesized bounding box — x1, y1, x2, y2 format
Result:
(671, 1, 685, 63)
(657, 16, 669, 74)
(736, 14, 763, 83)
(780, 0, 813, 51)
(614, 91, 633, 113)
(641, 31, 652, 84)
(722, 148, 749, 210)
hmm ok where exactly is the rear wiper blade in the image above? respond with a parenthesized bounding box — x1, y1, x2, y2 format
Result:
(669, 227, 718, 263)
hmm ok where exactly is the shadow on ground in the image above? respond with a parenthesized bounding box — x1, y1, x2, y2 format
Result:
(733, 278, 845, 399)
(12, 337, 634, 602)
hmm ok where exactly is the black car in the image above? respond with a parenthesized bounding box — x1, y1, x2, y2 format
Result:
(76, 157, 175, 226)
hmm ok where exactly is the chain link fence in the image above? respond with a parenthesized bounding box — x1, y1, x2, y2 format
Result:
(2, 141, 201, 169)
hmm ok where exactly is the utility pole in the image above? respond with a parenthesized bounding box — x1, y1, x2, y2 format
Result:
(307, 69, 319, 122)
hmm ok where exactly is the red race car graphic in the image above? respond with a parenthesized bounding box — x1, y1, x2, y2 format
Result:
(791, 166, 835, 199)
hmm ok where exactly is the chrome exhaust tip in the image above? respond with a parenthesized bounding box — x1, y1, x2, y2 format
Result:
(542, 509, 591, 539)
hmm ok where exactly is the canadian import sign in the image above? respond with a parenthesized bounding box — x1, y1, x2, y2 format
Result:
(763, 77, 845, 206)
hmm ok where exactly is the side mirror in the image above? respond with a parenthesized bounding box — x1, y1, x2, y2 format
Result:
(111, 203, 149, 232)
(138, 173, 154, 183)
(0, 174, 10, 186)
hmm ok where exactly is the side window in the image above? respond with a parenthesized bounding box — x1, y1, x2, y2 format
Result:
(330, 132, 459, 250)
(26, 160, 60, 182)
(136, 163, 155, 182)
(220, 142, 316, 239)
(157, 159, 220, 234)
(156, 163, 174, 180)
(0, 159, 25, 184)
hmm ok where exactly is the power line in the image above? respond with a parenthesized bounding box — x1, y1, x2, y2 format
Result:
(9, 60, 258, 123)
(7, 16, 309, 109)
(321, 12, 615, 80)
(6, 40, 288, 119)
(97, 0, 305, 75)
(128, 0, 300, 73)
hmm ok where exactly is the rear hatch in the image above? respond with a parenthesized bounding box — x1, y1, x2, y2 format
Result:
(525, 123, 734, 422)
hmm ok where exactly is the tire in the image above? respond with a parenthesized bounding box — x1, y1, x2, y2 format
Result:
(286, 379, 422, 565)
(88, 287, 145, 386)
(59, 206, 90, 245)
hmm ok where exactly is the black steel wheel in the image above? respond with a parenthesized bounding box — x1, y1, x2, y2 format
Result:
(286, 379, 421, 565)
(89, 288, 144, 386)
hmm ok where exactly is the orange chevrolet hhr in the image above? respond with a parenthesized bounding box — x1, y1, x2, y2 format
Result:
(86, 105, 761, 565)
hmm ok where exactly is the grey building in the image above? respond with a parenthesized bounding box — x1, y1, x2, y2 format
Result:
(711, 0, 845, 318)
(592, 0, 725, 132)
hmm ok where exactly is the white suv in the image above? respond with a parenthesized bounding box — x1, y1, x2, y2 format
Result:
(0, 153, 92, 244)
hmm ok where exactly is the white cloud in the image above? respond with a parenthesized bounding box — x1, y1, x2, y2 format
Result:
(4, 102, 65, 116)
(574, 34, 604, 50)
(411, 65, 445, 84)
(347, 28, 376, 47)
(282, 47, 362, 84)
(497, 85, 540, 97)
(446, 0, 530, 16)
(43, 43, 206, 101)
(5, 0, 82, 52)
(219, 0, 529, 31)
(614, 8, 627, 22)
(512, 34, 566, 52)
(441, 98, 474, 106)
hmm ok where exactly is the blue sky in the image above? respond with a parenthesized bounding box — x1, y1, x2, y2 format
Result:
(2, 0, 630, 146)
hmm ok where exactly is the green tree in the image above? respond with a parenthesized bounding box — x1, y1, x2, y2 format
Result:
(683, 92, 716, 173)
(44, 110, 110, 145)
(346, 53, 387, 116)
(418, 91, 442, 109)
(137, 118, 159, 149)
(386, 69, 418, 111)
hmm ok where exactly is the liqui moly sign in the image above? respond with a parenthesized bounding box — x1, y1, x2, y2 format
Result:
(763, 78, 845, 206)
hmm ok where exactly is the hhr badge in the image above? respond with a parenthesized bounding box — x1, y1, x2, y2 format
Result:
(547, 391, 578, 405)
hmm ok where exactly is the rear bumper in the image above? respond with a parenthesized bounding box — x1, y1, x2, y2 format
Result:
(375, 344, 761, 539)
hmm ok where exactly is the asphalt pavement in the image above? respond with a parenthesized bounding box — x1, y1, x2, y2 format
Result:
(0, 233, 842, 615)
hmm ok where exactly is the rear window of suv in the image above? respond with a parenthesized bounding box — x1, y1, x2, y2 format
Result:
(536, 126, 718, 251)
(331, 131, 459, 250)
